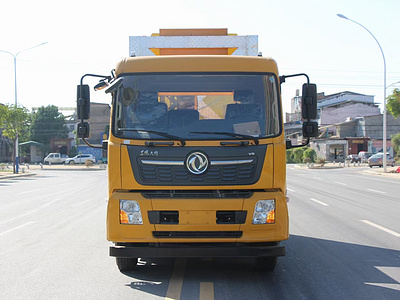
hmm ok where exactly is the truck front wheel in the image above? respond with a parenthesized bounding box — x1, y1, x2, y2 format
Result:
(116, 257, 138, 272)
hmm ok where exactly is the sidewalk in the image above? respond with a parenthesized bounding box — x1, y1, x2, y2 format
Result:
(0, 163, 107, 180)
(291, 162, 400, 179)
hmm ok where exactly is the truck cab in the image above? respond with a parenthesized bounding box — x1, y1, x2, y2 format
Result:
(76, 29, 318, 272)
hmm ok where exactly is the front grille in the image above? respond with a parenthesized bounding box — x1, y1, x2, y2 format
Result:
(140, 164, 256, 185)
(153, 231, 243, 238)
(128, 145, 267, 186)
(141, 190, 254, 199)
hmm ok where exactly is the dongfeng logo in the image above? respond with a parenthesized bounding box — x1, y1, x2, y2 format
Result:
(186, 152, 208, 174)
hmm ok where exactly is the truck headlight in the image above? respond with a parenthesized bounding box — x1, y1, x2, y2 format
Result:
(252, 200, 275, 224)
(120, 200, 143, 224)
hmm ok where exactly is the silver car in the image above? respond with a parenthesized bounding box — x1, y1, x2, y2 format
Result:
(43, 153, 69, 164)
(65, 154, 96, 164)
(368, 153, 395, 168)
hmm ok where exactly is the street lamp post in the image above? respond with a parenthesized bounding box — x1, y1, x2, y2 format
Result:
(337, 14, 388, 172)
(0, 42, 47, 173)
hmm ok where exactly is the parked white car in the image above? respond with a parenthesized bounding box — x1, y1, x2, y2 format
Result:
(65, 154, 96, 164)
(43, 153, 69, 165)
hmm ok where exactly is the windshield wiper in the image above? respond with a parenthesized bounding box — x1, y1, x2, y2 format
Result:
(190, 131, 259, 145)
(118, 128, 186, 146)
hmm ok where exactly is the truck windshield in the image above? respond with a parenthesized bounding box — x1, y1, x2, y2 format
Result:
(112, 73, 280, 140)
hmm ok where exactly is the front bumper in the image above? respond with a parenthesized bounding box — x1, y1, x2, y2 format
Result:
(110, 242, 285, 258)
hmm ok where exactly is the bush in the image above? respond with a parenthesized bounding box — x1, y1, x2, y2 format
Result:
(286, 149, 294, 163)
(85, 159, 94, 168)
(317, 157, 326, 166)
(303, 148, 317, 163)
(303, 157, 312, 164)
(0, 163, 5, 171)
(293, 148, 305, 163)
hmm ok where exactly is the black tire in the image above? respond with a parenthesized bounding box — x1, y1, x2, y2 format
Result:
(392, 162, 395, 167)
(254, 256, 277, 272)
(116, 257, 138, 272)
(69, 161, 75, 165)
(369, 165, 372, 168)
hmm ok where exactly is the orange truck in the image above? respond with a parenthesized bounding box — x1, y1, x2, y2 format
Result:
(76, 29, 318, 272)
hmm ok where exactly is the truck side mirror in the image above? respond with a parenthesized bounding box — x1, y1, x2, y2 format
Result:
(77, 85, 90, 120)
(77, 121, 90, 138)
(302, 121, 319, 138)
(301, 83, 317, 120)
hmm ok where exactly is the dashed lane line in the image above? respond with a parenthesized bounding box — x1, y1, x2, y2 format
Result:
(361, 220, 400, 237)
(165, 258, 186, 300)
(0, 221, 36, 237)
(310, 198, 329, 206)
(366, 189, 386, 194)
(200, 282, 214, 300)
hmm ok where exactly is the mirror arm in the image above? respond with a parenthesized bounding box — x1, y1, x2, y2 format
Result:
(81, 136, 102, 149)
(280, 73, 310, 85)
(80, 74, 111, 85)
(286, 137, 310, 150)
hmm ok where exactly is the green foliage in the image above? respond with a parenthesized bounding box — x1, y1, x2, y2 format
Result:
(303, 157, 312, 164)
(392, 132, 400, 156)
(0, 104, 29, 142)
(30, 105, 68, 150)
(387, 88, 400, 119)
(286, 149, 294, 163)
(303, 148, 317, 163)
(293, 148, 305, 163)
(0, 104, 29, 173)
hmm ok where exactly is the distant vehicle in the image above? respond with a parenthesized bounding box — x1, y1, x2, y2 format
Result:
(358, 151, 373, 163)
(346, 154, 361, 163)
(368, 153, 395, 168)
(65, 154, 96, 164)
(43, 153, 69, 165)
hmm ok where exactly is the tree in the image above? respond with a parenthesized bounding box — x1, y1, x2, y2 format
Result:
(293, 148, 305, 163)
(392, 132, 400, 156)
(30, 105, 68, 153)
(387, 88, 400, 119)
(303, 148, 317, 163)
(286, 149, 294, 163)
(0, 104, 29, 173)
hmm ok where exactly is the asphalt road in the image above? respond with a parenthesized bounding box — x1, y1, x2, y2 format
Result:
(0, 167, 399, 299)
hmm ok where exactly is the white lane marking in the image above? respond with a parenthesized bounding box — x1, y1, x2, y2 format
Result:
(19, 189, 42, 195)
(335, 182, 347, 186)
(365, 266, 400, 291)
(287, 188, 295, 192)
(71, 198, 94, 207)
(165, 258, 186, 300)
(0, 198, 61, 225)
(310, 198, 329, 206)
(313, 177, 322, 180)
(366, 189, 386, 194)
(361, 220, 400, 237)
(0, 221, 36, 237)
(200, 282, 214, 300)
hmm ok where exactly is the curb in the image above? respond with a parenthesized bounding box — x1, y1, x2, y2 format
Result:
(0, 173, 36, 180)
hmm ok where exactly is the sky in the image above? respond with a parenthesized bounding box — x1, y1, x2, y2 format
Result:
(0, 0, 399, 117)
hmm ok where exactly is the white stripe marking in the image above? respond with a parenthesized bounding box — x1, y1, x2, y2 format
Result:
(366, 189, 386, 194)
(361, 220, 400, 237)
(0, 221, 36, 237)
(310, 198, 329, 206)
(19, 189, 41, 195)
(287, 188, 295, 192)
(0, 198, 61, 225)
(335, 182, 347, 186)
